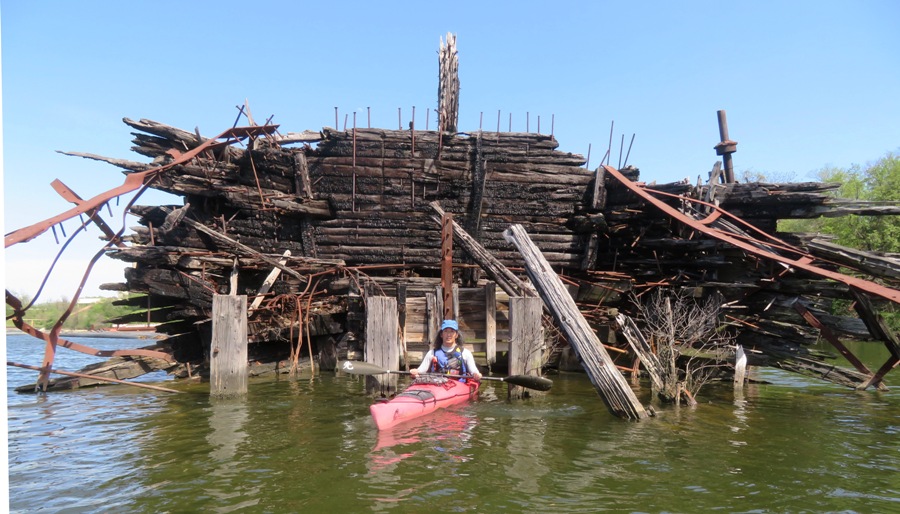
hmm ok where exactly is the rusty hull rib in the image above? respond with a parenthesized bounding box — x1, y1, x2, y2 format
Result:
(6, 124, 277, 391)
(5, 124, 277, 248)
(602, 165, 900, 305)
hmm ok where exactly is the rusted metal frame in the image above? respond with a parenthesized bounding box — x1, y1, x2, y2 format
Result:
(858, 356, 899, 390)
(648, 186, 813, 262)
(792, 301, 887, 390)
(6, 293, 174, 360)
(10, 209, 118, 389)
(50, 179, 126, 248)
(849, 287, 900, 360)
(8, 125, 273, 388)
(605, 165, 900, 304)
(5, 124, 277, 248)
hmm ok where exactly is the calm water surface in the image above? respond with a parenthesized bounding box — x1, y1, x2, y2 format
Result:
(6, 334, 899, 513)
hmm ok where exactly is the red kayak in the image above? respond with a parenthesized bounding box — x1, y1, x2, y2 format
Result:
(370, 378, 479, 430)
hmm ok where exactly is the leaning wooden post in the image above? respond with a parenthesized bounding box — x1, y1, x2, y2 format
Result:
(504, 224, 648, 420)
(508, 296, 544, 399)
(210, 294, 248, 397)
(365, 295, 400, 395)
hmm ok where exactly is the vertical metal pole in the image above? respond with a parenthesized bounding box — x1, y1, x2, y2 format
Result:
(716, 110, 737, 183)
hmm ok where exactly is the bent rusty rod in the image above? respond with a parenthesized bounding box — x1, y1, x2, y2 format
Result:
(5, 124, 277, 248)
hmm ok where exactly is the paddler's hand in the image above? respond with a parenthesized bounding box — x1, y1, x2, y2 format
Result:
(410, 369, 420, 378)
(472, 372, 482, 381)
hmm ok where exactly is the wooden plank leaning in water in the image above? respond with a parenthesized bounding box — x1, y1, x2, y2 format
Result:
(504, 224, 648, 420)
(8, 361, 179, 393)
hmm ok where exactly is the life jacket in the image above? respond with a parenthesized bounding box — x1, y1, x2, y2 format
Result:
(430, 345, 468, 376)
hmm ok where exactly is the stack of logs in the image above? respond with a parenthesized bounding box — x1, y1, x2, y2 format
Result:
(72, 116, 900, 388)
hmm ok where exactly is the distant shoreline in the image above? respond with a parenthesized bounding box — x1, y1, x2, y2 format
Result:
(6, 328, 163, 339)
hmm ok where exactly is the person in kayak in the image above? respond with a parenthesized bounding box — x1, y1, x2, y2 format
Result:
(410, 319, 483, 382)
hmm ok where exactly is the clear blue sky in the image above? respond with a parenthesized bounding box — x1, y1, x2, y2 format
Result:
(3, 1, 900, 302)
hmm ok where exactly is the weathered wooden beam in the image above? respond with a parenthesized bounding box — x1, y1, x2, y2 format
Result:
(504, 223, 648, 420)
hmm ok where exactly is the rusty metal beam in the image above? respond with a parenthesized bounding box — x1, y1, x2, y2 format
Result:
(602, 165, 900, 305)
(6, 293, 175, 362)
(858, 356, 899, 390)
(50, 179, 126, 248)
(441, 212, 454, 320)
(793, 301, 887, 390)
(5, 124, 277, 248)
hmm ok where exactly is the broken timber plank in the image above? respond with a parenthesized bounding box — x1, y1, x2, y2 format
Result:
(616, 313, 665, 392)
(503, 223, 648, 420)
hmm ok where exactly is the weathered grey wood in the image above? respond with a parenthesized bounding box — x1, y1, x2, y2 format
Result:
(249, 250, 291, 310)
(616, 313, 664, 393)
(508, 296, 544, 399)
(808, 239, 900, 280)
(365, 296, 399, 394)
(504, 224, 648, 420)
(398, 282, 408, 371)
(210, 294, 248, 396)
(425, 291, 439, 345)
(438, 33, 459, 133)
(485, 281, 497, 367)
(734, 345, 747, 390)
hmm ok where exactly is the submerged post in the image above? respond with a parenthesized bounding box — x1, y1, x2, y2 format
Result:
(210, 294, 248, 396)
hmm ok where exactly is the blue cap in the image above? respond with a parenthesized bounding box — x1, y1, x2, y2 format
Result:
(440, 319, 459, 331)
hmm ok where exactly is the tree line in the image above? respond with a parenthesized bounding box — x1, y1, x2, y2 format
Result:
(6, 294, 143, 331)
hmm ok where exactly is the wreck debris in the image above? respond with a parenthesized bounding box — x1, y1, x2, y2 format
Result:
(6, 36, 900, 410)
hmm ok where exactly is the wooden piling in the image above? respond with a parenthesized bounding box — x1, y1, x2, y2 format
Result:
(508, 296, 544, 399)
(485, 281, 497, 368)
(210, 294, 248, 397)
(365, 295, 400, 395)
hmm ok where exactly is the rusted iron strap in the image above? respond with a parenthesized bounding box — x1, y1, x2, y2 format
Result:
(5, 124, 277, 248)
(10, 318, 175, 363)
(50, 179, 126, 248)
(858, 356, 898, 390)
(604, 165, 900, 305)
(793, 302, 875, 377)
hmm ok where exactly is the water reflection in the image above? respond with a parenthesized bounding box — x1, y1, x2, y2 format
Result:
(207, 396, 250, 462)
(367, 407, 475, 474)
